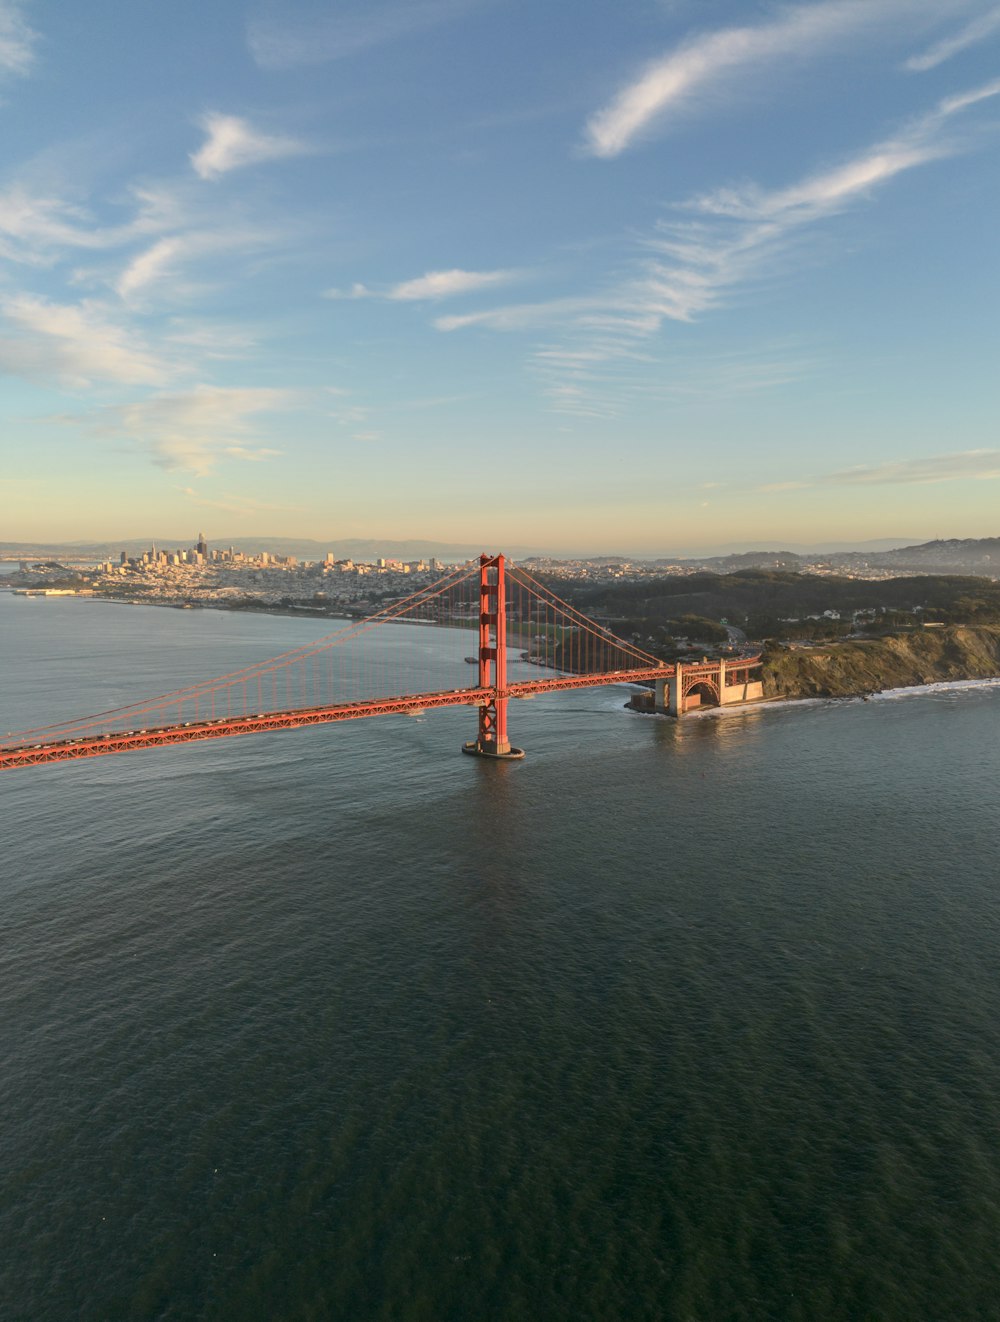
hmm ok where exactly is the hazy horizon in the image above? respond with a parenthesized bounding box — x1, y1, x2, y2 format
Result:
(6, 530, 996, 562)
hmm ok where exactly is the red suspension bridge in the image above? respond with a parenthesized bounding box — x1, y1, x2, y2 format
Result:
(0, 555, 762, 771)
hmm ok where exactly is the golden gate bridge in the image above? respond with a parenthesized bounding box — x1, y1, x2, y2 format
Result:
(0, 555, 762, 771)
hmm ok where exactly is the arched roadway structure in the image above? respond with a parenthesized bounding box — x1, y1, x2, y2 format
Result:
(682, 677, 721, 711)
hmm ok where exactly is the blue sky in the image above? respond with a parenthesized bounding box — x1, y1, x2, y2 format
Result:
(1, 0, 999, 553)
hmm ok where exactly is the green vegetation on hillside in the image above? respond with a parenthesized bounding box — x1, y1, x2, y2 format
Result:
(761, 627, 1000, 699)
(547, 570, 1000, 643)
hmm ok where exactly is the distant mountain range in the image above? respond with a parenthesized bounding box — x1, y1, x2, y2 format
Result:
(3, 535, 1000, 577)
(673, 538, 1000, 576)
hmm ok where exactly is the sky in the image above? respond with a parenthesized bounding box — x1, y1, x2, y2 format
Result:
(1, 0, 999, 555)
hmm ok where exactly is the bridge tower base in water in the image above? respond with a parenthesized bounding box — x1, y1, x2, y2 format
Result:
(462, 552, 525, 760)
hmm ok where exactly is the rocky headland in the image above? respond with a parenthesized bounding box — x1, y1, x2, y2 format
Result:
(761, 626, 1000, 700)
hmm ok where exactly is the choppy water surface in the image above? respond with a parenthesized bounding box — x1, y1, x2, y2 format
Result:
(3, 594, 1000, 1321)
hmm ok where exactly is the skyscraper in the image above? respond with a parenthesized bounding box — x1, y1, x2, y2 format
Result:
(196, 532, 208, 558)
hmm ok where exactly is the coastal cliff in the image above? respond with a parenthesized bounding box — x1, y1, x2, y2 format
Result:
(761, 626, 1000, 699)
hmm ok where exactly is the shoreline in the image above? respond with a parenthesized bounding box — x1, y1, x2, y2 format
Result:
(759, 624, 1000, 706)
(1, 586, 368, 624)
(687, 674, 1000, 717)
(624, 675, 1000, 723)
(7, 588, 1000, 711)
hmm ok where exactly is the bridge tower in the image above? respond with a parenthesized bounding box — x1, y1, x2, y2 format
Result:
(463, 553, 525, 760)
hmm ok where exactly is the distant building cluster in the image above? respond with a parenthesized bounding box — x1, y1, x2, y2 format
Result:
(98, 535, 444, 580)
(56, 535, 452, 612)
(521, 557, 693, 583)
(101, 534, 308, 574)
(520, 555, 924, 585)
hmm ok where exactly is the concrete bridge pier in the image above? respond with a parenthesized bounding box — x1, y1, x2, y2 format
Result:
(654, 663, 683, 716)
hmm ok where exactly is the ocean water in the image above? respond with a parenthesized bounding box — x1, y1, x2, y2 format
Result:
(3, 593, 1000, 1321)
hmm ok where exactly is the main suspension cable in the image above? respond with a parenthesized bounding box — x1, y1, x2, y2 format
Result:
(9, 563, 481, 739)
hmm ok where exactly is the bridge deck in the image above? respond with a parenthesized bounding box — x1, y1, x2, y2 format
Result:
(0, 668, 674, 769)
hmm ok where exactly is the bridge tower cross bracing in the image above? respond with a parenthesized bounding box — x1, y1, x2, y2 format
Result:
(463, 552, 525, 760)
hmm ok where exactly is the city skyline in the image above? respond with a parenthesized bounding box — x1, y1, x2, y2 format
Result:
(1, 0, 999, 551)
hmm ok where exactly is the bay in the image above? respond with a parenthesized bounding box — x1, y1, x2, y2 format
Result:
(3, 593, 1000, 1321)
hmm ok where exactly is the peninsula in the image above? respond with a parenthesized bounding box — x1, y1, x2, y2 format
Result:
(7, 540, 1000, 705)
(760, 627, 1000, 701)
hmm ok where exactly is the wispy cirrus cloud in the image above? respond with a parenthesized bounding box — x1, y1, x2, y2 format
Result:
(823, 449, 1000, 486)
(0, 180, 256, 301)
(445, 81, 998, 335)
(906, 5, 1000, 70)
(0, 294, 169, 386)
(445, 78, 1000, 415)
(84, 385, 292, 474)
(583, 0, 981, 157)
(758, 449, 1000, 492)
(326, 268, 521, 303)
(388, 268, 517, 300)
(113, 221, 285, 302)
(0, 0, 38, 77)
(0, 183, 171, 265)
(675, 79, 1000, 238)
(575, 79, 999, 325)
(115, 236, 187, 299)
(247, 0, 483, 69)
(190, 113, 308, 180)
(529, 340, 813, 420)
(324, 282, 373, 301)
(435, 294, 597, 332)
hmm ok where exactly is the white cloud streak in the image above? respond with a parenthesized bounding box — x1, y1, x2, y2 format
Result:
(906, 5, 1000, 70)
(680, 75, 1000, 246)
(583, 0, 982, 157)
(761, 448, 1000, 490)
(449, 79, 1000, 414)
(388, 268, 517, 300)
(0, 295, 169, 386)
(0, 182, 260, 306)
(115, 237, 186, 299)
(88, 385, 292, 474)
(113, 222, 283, 302)
(0, 184, 171, 264)
(326, 269, 520, 302)
(467, 78, 1000, 335)
(247, 0, 482, 69)
(324, 282, 374, 300)
(190, 113, 308, 180)
(435, 295, 605, 333)
(823, 449, 1000, 485)
(0, 1, 37, 76)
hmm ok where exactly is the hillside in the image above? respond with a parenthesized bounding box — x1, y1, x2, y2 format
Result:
(659, 536, 1000, 577)
(559, 570, 1000, 640)
(761, 626, 1000, 699)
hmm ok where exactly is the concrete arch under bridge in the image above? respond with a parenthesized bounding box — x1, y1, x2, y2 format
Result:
(653, 658, 764, 716)
(683, 677, 721, 710)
